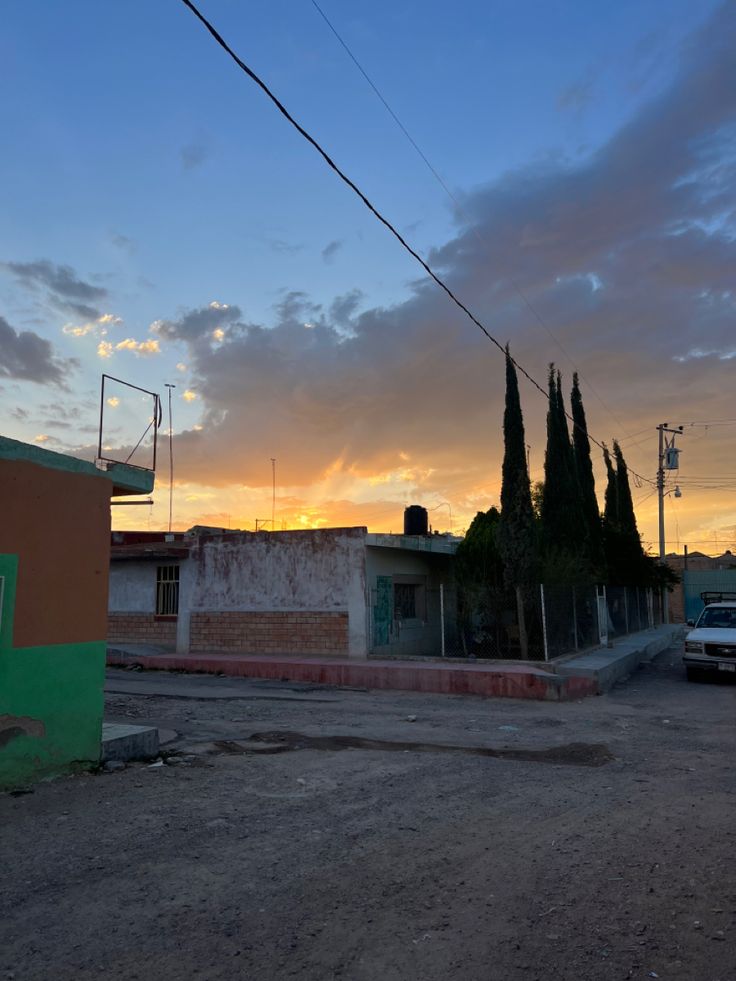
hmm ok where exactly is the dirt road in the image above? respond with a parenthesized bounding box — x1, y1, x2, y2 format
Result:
(2, 645, 735, 980)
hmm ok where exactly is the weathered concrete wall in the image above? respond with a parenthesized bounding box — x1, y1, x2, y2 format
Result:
(108, 562, 157, 612)
(183, 529, 368, 657)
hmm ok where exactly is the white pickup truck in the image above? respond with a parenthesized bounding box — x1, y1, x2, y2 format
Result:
(683, 596, 736, 681)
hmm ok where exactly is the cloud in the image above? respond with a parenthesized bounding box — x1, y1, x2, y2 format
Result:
(114, 337, 161, 356)
(182, 389, 198, 402)
(106, 4, 736, 548)
(63, 312, 123, 338)
(180, 140, 208, 170)
(321, 239, 343, 263)
(150, 301, 244, 344)
(2, 259, 108, 321)
(267, 239, 304, 255)
(557, 70, 596, 112)
(110, 232, 136, 255)
(0, 315, 76, 385)
(97, 341, 113, 359)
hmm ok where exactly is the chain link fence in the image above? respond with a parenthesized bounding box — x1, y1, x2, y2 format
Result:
(370, 578, 665, 662)
(541, 584, 662, 659)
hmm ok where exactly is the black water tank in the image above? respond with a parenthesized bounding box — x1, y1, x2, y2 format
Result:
(404, 505, 429, 536)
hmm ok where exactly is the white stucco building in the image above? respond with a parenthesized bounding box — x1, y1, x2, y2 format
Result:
(108, 527, 458, 659)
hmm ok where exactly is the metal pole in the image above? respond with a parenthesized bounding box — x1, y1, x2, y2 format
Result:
(271, 458, 276, 531)
(657, 423, 669, 624)
(572, 586, 579, 650)
(165, 384, 175, 533)
(540, 584, 549, 661)
(440, 583, 445, 657)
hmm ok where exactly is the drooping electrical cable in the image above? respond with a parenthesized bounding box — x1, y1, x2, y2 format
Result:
(177, 0, 656, 487)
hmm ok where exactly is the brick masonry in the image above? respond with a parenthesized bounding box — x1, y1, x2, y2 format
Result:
(108, 613, 177, 646)
(189, 611, 349, 655)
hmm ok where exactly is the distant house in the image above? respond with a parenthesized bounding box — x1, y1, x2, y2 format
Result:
(666, 550, 736, 622)
(0, 435, 154, 789)
(108, 527, 458, 658)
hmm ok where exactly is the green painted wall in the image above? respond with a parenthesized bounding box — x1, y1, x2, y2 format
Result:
(0, 555, 106, 789)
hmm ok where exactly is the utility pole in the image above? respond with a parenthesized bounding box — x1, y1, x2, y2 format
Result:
(657, 422, 684, 624)
(165, 383, 176, 533)
(271, 458, 276, 532)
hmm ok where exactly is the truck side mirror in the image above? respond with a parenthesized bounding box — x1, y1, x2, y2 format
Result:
(686, 619, 695, 627)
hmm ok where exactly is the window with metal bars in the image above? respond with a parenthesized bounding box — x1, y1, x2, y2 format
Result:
(156, 565, 179, 616)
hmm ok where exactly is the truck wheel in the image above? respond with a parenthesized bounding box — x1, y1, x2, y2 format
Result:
(686, 666, 704, 682)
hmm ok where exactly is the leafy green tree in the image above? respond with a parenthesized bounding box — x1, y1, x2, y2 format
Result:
(570, 372, 604, 575)
(498, 347, 538, 658)
(455, 508, 507, 654)
(456, 507, 504, 588)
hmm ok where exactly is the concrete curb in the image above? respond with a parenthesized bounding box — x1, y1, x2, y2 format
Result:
(106, 651, 597, 701)
(556, 624, 682, 693)
(101, 723, 160, 762)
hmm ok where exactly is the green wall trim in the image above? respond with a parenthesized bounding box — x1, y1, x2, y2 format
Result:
(0, 639, 106, 789)
(0, 435, 153, 496)
(0, 554, 18, 652)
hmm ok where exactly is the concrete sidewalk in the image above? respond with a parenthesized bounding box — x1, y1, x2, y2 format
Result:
(106, 624, 681, 700)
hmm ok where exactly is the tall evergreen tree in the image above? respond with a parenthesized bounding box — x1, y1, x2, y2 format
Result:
(602, 441, 647, 582)
(570, 372, 604, 574)
(540, 366, 585, 577)
(498, 347, 537, 659)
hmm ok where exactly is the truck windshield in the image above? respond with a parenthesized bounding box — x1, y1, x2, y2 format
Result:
(696, 607, 736, 629)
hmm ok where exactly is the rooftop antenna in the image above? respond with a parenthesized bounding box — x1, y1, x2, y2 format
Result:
(165, 383, 176, 532)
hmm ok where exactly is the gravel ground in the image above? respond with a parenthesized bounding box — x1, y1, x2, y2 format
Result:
(2, 645, 735, 981)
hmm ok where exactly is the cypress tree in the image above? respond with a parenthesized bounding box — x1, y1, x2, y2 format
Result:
(613, 440, 645, 570)
(498, 346, 537, 659)
(540, 366, 585, 577)
(571, 372, 604, 575)
(602, 441, 646, 582)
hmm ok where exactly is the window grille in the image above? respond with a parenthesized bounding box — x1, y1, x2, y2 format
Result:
(156, 565, 179, 616)
(394, 583, 417, 620)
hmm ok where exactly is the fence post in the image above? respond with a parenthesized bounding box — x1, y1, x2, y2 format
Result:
(597, 585, 608, 647)
(572, 586, 579, 650)
(623, 588, 629, 635)
(540, 584, 549, 661)
(647, 588, 654, 629)
(440, 583, 445, 657)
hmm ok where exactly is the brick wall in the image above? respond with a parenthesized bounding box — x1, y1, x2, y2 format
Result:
(190, 611, 349, 655)
(108, 613, 177, 646)
(669, 583, 685, 623)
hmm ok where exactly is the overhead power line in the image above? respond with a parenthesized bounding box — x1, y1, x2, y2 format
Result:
(310, 0, 643, 459)
(177, 0, 656, 488)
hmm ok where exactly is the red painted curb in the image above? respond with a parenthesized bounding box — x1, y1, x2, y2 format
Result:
(107, 652, 597, 701)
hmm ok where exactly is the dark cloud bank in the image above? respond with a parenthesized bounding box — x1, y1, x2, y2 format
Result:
(160, 4, 736, 497)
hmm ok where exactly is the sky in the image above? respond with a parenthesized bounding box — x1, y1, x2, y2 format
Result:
(2, 0, 735, 553)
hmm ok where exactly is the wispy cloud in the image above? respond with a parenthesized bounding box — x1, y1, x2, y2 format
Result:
(321, 239, 343, 263)
(2, 259, 108, 321)
(180, 140, 209, 170)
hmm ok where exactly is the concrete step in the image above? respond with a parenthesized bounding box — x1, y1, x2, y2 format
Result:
(101, 723, 160, 762)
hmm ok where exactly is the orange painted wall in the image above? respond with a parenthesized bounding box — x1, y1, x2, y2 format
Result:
(0, 459, 111, 647)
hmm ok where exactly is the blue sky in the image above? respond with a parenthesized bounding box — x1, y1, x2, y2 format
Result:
(1, 1, 734, 545)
